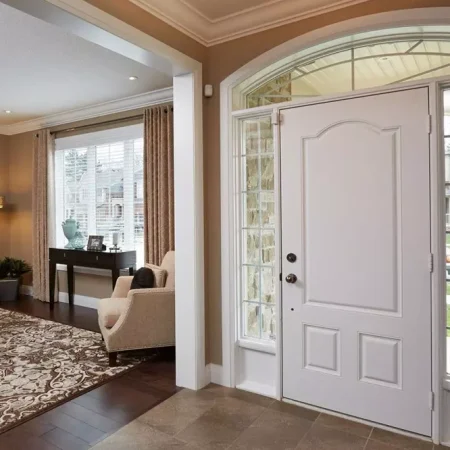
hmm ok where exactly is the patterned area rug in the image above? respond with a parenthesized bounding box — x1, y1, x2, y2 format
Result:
(0, 308, 137, 434)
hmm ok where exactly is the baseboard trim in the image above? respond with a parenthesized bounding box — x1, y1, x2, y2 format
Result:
(58, 292, 99, 309)
(19, 285, 34, 296)
(236, 380, 276, 399)
(205, 363, 226, 386)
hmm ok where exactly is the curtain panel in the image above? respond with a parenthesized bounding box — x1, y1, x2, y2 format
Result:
(32, 130, 55, 302)
(143, 105, 174, 265)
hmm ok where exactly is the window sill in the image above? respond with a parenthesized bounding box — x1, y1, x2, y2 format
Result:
(238, 339, 276, 355)
(56, 264, 129, 278)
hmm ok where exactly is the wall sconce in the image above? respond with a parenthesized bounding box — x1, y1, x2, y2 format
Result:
(0, 196, 4, 209)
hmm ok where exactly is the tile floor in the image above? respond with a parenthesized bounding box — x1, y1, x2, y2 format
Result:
(91, 384, 443, 450)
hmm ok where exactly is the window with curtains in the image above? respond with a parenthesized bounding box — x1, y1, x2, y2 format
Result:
(54, 124, 145, 267)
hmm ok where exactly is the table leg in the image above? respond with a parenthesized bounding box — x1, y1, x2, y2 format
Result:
(67, 265, 74, 307)
(49, 261, 56, 311)
(112, 268, 120, 290)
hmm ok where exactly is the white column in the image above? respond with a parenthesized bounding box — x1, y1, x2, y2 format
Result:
(173, 69, 206, 389)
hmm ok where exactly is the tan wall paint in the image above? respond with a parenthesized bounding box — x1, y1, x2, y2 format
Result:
(5, 0, 448, 365)
(0, 135, 10, 257)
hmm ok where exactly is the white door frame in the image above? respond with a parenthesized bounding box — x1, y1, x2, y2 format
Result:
(7, 0, 207, 390)
(221, 8, 450, 443)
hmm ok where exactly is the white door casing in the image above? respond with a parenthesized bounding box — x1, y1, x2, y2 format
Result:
(281, 88, 432, 435)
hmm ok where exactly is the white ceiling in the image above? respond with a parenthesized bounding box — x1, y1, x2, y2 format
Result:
(131, 0, 370, 46)
(0, 3, 173, 126)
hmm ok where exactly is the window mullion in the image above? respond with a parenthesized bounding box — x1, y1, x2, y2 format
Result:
(123, 139, 135, 249)
(87, 146, 97, 235)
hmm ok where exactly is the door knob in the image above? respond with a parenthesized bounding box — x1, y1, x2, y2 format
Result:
(285, 274, 297, 284)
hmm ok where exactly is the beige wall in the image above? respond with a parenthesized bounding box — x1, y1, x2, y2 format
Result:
(0, 135, 10, 257)
(5, 0, 448, 364)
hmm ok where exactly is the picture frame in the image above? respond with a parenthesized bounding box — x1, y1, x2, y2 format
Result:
(87, 235, 104, 251)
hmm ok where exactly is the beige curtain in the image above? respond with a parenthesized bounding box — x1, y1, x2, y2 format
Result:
(32, 129, 55, 302)
(144, 105, 174, 265)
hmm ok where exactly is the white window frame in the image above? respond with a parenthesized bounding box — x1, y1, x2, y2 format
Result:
(54, 127, 145, 269)
(237, 114, 277, 347)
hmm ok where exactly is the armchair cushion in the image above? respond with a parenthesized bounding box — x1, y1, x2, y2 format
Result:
(144, 263, 167, 287)
(98, 297, 128, 328)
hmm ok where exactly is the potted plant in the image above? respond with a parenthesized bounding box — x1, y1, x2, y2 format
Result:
(0, 257, 32, 302)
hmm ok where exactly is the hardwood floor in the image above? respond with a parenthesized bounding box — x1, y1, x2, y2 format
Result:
(0, 296, 178, 450)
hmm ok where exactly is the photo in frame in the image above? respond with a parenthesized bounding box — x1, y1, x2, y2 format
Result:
(87, 235, 104, 251)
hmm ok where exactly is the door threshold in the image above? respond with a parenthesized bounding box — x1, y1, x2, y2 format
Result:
(282, 397, 433, 443)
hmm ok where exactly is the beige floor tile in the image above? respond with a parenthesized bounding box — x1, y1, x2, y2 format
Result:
(137, 389, 216, 436)
(315, 413, 372, 438)
(202, 396, 266, 430)
(371, 428, 433, 450)
(175, 416, 242, 450)
(229, 408, 314, 450)
(91, 421, 201, 449)
(202, 384, 274, 407)
(296, 424, 367, 450)
(268, 401, 320, 422)
(175, 396, 265, 449)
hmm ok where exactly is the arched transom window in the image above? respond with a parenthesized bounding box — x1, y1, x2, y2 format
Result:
(233, 26, 450, 110)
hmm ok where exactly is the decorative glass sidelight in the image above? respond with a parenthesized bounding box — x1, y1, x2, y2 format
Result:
(240, 116, 276, 341)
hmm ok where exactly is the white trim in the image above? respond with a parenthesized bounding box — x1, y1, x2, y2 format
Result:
(236, 380, 277, 399)
(130, 0, 369, 47)
(19, 285, 33, 296)
(204, 363, 225, 386)
(12, 0, 205, 391)
(0, 88, 173, 136)
(58, 292, 99, 309)
(238, 339, 276, 355)
(173, 70, 207, 390)
(221, 8, 450, 442)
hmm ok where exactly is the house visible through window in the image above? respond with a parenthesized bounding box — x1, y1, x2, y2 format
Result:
(55, 124, 145, 267)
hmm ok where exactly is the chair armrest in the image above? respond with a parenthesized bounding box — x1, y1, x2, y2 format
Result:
(107, 288, 175, 350)
(112, 276, 133, 298)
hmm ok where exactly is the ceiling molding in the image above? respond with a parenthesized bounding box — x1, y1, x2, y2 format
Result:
(130, 0, 370, 46)
(0, 87, 173, 136)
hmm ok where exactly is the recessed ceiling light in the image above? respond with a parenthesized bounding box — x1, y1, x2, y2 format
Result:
(4, 110, 11, 114)
(129, 76, 138, 81)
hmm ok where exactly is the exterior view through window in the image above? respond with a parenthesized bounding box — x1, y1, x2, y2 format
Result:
(55, 124, 145, 267)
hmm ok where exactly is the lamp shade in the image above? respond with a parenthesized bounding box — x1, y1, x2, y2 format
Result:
(0, 196, 4, 209)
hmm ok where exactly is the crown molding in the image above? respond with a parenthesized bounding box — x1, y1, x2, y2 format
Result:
(130, 0, 369, 47)
(0, 87, 173, 136)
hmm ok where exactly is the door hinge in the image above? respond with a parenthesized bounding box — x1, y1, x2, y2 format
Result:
(272, 111, 281, 125)
(279, 273, 282, 281)
(429, 392, 435, 411)
(429, 253, 434, 273)
(427, 115, 432, 134)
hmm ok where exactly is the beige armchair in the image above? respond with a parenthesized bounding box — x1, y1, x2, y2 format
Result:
(98, 251, 175, 366)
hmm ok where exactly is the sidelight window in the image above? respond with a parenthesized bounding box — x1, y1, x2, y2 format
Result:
(239, 116, 276, 342)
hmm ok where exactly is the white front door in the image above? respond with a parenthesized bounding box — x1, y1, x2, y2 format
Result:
(281, 88, 432, 436)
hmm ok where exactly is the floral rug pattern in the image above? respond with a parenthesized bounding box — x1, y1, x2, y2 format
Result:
(0, 308, 136, 433)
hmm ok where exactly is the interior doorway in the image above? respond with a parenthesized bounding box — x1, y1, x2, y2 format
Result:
(281, 88, 432, 435)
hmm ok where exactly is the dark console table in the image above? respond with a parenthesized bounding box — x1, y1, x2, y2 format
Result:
(49, 248, 136, 310)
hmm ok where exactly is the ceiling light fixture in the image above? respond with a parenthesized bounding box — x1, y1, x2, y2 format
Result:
(4, 110, 11, 114)
(129, 76, 138, 81)
(378, 56, 391, 62)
